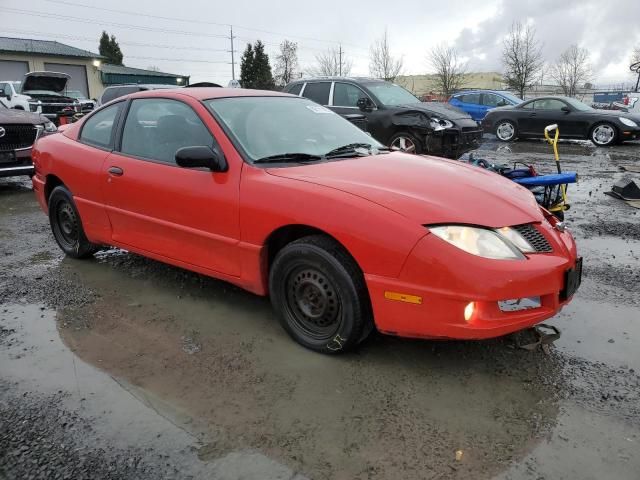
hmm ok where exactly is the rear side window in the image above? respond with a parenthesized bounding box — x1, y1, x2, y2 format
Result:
(460, 93, 481, 104)
(286, 83, 303, 96)
(79, 102, 122, 149)
(302, 82, 331, 105)
(120, 98, 214, 164)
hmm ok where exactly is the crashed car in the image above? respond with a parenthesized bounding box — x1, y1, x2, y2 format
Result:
(284, 77, 482, 158)
(32, 88, 580, 354)
(0, 100, 57, 178)
(21, 72, 81, 124)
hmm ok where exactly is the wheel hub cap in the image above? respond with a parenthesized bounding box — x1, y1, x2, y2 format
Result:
(497, 123, 514, 140)
(593, 125, 613, 144)
(288, 269, 339, 333)
(391, 136, 416, 153)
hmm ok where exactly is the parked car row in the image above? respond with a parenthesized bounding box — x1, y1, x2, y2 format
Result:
(0, 72, 82, 124)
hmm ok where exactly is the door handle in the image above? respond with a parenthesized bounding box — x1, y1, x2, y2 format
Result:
(529, 113, 537, 117)
(108, 166, 123, 176)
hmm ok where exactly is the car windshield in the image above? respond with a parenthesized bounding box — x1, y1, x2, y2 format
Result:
(563, 97, 593, 111)
(66, 90, 86, 99)
(206, 96, 384, 163)
(364, 82, 421, 106)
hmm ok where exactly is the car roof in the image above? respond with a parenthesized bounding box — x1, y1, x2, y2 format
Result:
(452, 90, 514, 96)
(289, 76, 384, 84)
(125, 87, 294, 101)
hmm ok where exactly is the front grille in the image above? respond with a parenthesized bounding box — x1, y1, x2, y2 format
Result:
(513, 224, 553, 253)
(0, 124, 38, 152)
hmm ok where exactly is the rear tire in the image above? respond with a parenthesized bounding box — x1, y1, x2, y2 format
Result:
(495, 120, 517, 142)
(48, 185, 99, 259)
(269, 235, 373, 354)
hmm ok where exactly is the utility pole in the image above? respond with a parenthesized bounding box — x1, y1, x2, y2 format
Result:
(229, 25, 236, 80)
(338, 44, 343, 76)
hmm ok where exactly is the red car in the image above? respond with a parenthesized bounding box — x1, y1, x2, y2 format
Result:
(32, 88, 581, 354)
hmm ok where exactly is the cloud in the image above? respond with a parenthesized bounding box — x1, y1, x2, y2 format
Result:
(453, 0, 640, 82)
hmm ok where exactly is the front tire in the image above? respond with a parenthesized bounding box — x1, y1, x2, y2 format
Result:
(48, 185, 99, 259)
(590, 122, 617, 147)
(389, 132, 424, 154)
(269, 235, 373, 354)
(495, 120, 517, 142)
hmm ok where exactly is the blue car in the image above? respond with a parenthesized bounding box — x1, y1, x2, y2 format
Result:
(449, 90, 523, 121)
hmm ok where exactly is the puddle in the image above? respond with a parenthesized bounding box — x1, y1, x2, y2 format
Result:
(0, 304, 305, 479)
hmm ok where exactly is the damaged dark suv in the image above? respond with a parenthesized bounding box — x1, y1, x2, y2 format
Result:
(284, 77, 482, 158)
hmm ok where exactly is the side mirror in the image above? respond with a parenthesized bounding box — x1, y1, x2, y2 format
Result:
(357, 97, 374, 112)
(561, 106, 571, 113)
(175, 146, 228, 172)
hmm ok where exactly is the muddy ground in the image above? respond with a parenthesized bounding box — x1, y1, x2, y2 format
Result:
(1, 137, 639, 480)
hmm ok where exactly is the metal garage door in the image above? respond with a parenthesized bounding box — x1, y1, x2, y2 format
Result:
(0, 60, 29, 82)
(44, 62, 89, 97)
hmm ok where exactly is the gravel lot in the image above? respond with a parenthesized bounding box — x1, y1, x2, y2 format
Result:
(1, 136, 639, 479)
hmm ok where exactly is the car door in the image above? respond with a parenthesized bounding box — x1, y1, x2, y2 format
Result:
(457, 93, 483, 121)
(329, 81, 375, 132)
(515, 101, 537, 135)
(529, 99, 583, 137)
(102, 97, 241, 276)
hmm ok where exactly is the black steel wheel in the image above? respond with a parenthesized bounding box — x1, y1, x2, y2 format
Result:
(269, 235, 373, 354)
(48, 185, 99, 259)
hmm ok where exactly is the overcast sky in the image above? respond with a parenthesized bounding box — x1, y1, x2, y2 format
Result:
(4, 0, 640, 87)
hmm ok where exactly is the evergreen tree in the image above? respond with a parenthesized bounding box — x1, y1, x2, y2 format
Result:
(239, 44, 255, 88)
(239, 41, 275, 90)
(98, 31, 123, 65)
(252, 41, 275, 90)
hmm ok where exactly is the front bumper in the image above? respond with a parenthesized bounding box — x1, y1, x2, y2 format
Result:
(365, 220, 579, 340)
(424, 126, 483, 159)
(0, 147, 34, 178)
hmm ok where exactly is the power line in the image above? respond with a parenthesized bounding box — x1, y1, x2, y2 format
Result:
(1, 28, 230, 52)
(33, 0, 368, 51)
(3, 8, 230, 38)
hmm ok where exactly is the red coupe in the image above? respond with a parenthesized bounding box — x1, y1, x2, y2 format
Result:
(32, 88, 581, 354)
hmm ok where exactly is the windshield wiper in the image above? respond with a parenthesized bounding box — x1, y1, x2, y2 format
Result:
(253, 153, 324, 164)
(324, 143, 390, 158)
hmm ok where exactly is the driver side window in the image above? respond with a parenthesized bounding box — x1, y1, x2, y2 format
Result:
(532, 99, 566, 110)
(120, 99, 214, 165)
(333, 83, 369, 108)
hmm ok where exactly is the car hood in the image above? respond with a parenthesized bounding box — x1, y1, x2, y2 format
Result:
(266, 153, 543, 228)
(398, 102, 472, 120)
(0, 108, 45, 125)
(22, 71, 70, 94)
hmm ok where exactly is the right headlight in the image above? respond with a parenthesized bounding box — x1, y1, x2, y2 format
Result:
(429, 117, 454, 131)
(619, 117, 638, 127)
(429, 225, 526, 260)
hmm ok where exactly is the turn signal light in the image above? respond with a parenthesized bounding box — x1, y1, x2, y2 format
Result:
(464, 302, 475, 322)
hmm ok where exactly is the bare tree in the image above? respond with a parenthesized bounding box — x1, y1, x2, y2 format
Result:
(549, 45, 591, 97)
(369, 29, 403, 82)
(631, 46, 640, 92)
(428, 44, 467, 96)
(502, 22, 544, 99)
(309, 46, 352, 76)
(274, 40, 299, 87)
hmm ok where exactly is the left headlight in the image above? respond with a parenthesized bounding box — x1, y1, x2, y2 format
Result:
(429, 117, 454, 131)
(619, 117, 638, 127)
(429, 225, 533, 260)
(43, 120, 57, 132)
